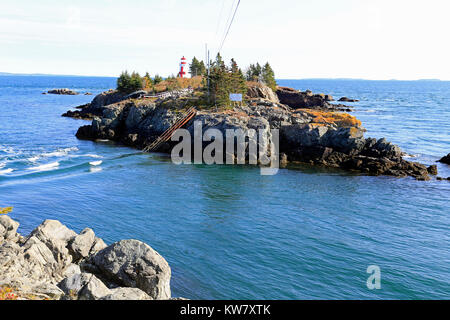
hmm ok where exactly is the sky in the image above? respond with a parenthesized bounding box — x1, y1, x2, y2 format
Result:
(1, 0, 449, 80)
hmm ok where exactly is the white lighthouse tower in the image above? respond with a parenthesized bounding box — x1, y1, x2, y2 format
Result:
(178, 56, 187, 78)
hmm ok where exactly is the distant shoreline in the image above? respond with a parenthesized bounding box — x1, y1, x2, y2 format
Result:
(0, 72, 447, 82)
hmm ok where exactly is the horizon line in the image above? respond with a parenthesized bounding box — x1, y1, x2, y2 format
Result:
(0, 71, 448, 82)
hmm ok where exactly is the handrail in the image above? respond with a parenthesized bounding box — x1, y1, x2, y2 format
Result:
(144, 107, 197, 152)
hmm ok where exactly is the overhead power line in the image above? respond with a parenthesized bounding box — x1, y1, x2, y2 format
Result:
(216, 0, 236, 53)
(218, 0, 241, 54)
(214, 0, 226, 37)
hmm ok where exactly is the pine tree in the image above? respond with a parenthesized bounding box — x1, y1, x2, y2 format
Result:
(209, 53, 231, 107)
(262, 62, 277, 91)
(245, 63, 262, 82)
(198, 60, 206, 76)
(117, 71, 131, 93)
(130, 72, 143, 92)
(230, 58, 247, 100)
(154, 74, 163, 84)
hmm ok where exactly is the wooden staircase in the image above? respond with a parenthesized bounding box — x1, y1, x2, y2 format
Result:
(143, 107, 197, 152)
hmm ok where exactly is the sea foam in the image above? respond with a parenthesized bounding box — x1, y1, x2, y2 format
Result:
(0, 168, 14, 175)
(89, 160, 103, 166)
(27, 162, 60, 172)
(28, 147, 79, 162)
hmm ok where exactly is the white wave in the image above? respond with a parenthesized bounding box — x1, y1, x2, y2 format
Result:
(27, 162, 60, 172)
(41, 147, 79, 158)
(28, 147, 79, 162)
(0, 168, 13, 175)
(89, 167, 102, 173)
(70, 154, 103, 159)
(0, 163, 5, 169)
(89, 160, 103, 166)
(0, 146, 15, 154)
(85, 154, 103, 159)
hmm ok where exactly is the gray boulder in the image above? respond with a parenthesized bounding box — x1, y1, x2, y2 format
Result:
(90, 239, 171, 300)
(27, 220, 77, 270)
(0, 215, 19, 242)
(58, 272, 111, 300)
(246, 84, 279, 103)
(67, 228, 106, 262)
(101, 287, 152, 300)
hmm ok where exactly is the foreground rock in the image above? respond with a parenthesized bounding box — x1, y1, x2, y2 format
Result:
(0, 216, 171, 300)
(67, 84, 433, 180)
(438, 153, 450, 165)
(47, 88, 79, 95)
(84, 240, 171, 299)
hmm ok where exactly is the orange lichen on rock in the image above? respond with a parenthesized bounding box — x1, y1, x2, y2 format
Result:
(220, 109, 249, 119)
(349, 126, 360, 136)
(0, 287, 18, 300)
(300, 109, 362, 127)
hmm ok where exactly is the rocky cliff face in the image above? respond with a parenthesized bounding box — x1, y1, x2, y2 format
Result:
(68, 87, 434, 180)
(62, 90, 128, 119)
(276, 86, 351, 111)
(0, 216, 172, 300)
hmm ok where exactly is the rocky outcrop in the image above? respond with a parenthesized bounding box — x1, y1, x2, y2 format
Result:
(62, 90, 128, 120)
(0, 216, 172, 300)
(84, 240, 171, 300)
(276, 87, 351, 111)
(69, 90, 433, 180)
(438, 153, 450, 165)
(47, 89, 79, 95)
(247, 83, 279, 103)
(338, 97, 359, 102)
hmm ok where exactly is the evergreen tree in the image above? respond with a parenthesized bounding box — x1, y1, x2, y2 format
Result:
(117, 71, 143, 93)
(198, 60, 206, 76)
(209, 53, 231, 107)
(230, 58, 247, 99)
(153, 74, 163, 84)
(189, 57, 207, 77)
(262, 62, 277, 91)
(117, 71, 132, 93)
(245, 63, 262, 82)
(129, 72, 144, 92)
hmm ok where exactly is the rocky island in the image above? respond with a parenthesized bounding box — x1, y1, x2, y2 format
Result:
(64, 80, 436, 181)
(0, 215, 172, 300)
(45, 88, 79, 95)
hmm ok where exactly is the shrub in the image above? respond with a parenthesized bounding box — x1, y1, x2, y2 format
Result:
(117, 71, 143, 93)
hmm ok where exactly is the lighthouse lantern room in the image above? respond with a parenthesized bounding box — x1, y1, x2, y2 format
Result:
(178, 56, 187, 78)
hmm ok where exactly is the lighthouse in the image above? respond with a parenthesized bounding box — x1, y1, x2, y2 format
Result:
(178, 56, 187, 78)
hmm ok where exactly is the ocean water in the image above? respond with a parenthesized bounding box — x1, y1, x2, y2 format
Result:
(0, 75, 449, 300)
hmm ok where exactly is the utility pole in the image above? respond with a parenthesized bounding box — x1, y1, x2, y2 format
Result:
(206, 43, 210, 104)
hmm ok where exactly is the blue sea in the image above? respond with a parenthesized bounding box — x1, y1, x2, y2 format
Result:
(0, 75, 449, 299)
